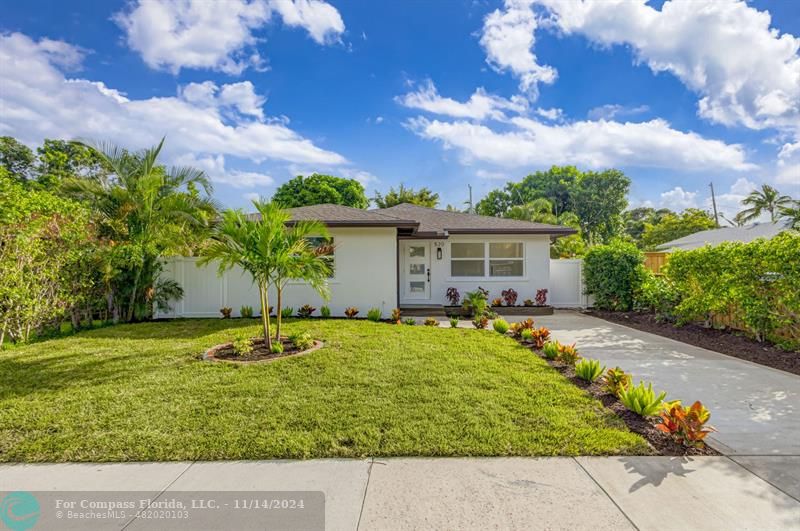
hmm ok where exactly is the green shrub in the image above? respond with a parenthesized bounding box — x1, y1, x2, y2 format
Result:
(403, 318, 416, 326)
(634, 271, 680, 321)
(584, 240, 646, 311)
(619, 381, 667, 416)
(492, 318, 509, 334)
(574, 358, 605, 382)
(280, 307, 294, 319)
(556, 343, 580, 365)
(449, 317, 459, 328)
(665, 233, 800, 344)
(289, 332, 314, 350)
(542, 341, 560, 360)
(520, 328, 534, 342)
(239, 305, 254, 318)
(367, 308, 382, 322)
(270, 342, 284, 354)
(320, 306, 331, 318)
(232, 337, 253, 356)
(462, 290, 488, 317)
(602, 367, 632, 397)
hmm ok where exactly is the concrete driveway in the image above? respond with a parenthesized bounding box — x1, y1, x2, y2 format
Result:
(536, 311, 800, 456)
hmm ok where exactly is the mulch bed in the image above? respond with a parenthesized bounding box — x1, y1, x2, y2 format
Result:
(519, 340, 719, 456)
(586, 310, 800, 376)
(205, 337, 322, 363)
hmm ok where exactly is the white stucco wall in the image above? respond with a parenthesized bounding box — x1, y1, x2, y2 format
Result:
(157, 227, 398, 318)
(402, 234, 552, 306)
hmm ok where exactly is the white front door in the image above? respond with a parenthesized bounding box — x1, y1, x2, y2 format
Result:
(402, 241, 430, 300)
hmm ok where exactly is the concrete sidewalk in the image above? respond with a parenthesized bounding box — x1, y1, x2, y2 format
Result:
(2, 457, 798, 530)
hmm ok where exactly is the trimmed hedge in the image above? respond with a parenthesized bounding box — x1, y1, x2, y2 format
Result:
(664, 231, 800, 344)
(584, 241, 645, 311)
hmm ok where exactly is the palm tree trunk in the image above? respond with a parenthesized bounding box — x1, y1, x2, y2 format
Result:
(126, 265, 142, 322)
(275, 284, 283, 342)
(259, 283, 272, 349)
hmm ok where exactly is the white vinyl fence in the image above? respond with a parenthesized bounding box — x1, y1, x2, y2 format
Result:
(548, 259, 591, 308)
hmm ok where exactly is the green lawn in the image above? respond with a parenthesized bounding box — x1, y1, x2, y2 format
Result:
(0, 319, 650, 461)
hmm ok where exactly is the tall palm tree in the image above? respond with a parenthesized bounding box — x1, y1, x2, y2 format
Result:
(737, 184, 793, 223)
(506, 198, 557, 224)
(779, 201, 800, 229)
(64, 138, 217, 321)
(272, 220, 333, 341)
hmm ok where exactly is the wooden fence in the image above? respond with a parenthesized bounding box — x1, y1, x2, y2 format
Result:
(643, 252, 669, 275)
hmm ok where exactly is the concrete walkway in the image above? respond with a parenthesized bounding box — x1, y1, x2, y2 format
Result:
(1, 457, 798, 530)
(532, 311, 800, 456)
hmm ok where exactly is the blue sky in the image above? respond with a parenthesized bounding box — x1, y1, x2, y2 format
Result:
(1, 0, 798, 218)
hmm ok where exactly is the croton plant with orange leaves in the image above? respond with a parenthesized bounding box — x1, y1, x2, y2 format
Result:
(656, 400, 716, 448)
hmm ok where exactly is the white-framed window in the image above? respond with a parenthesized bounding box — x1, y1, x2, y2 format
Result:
(307, 236, 335, 278)
(450, 241, 524, 278)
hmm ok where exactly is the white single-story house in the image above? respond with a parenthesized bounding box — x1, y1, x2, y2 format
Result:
(157, 203, 579, 318)
(656, 220, 792, 252)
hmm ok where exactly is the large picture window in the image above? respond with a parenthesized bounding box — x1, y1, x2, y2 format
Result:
(450, 242, 524, 278)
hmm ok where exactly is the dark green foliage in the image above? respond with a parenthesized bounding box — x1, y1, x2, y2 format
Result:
(634, 272, 680, 321)
(640, 209, 716, 250)
(0, 136, 35, 182)
(373, 184, 439, 208)
(584, 240, 645, 311)
(273, 174, 369, 209)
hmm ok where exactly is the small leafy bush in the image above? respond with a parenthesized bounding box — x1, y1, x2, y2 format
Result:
(391, 308, 402, 323)
(520, 328, 534, 342)
(501, 288, 518, 306)
(240, 305, 254, 318)
(602, 367, 632, 397)
(367, 308, 382, 322)
(232, 337, 253, 356)
(619, 381, 667, 416)
(634, 271, 680, 322)
(656, 400, 716, 448)
(509, 318, 535, 338)
(449, 317, 459, 328)
(491, 297, 503, 307)
(556, 343, 580, 365)
(403, 318, 416, 326)
(575, 358, 605, 382)
(289, 332, 314, 350)
(530, 327, 550, 349)
(542, 341, 560, 360)
(446, 287, 460, 305)
(472, 315, 489, 329)
(280, 307, 294, 319)
(535, 289, 548, 306)
(523, 299, 534, 307)
(493, 318, 510, 334)
(297, 304, 316, 318)
(462, 290, 488, 317)
(583, 240, 646, 311)
(344, 307, 359, 319)
(220, 307, 232, 319)
(320, 306, 331, 318)
(423, 317, 438, 327)
(270, 341, 284, 354)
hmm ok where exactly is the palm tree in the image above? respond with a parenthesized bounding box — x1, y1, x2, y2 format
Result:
(779, 201, 800, 229)
(64, 138, 217, 321)
(272, 220, 333, 341)
(737, 184, 793, 223)
(506, 198, 557, 224)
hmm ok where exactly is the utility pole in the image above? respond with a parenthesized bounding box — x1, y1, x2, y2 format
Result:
(709, 182, 720, 227)
(467, 184, 473, 213)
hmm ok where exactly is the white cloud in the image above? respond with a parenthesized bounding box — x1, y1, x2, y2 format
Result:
(476, 169, 508, 180)
(659, 186, 697, 210)
(480, 0, 557, 96)
(587, 104, 649, 121)
(374, 116, 384, 124)
(175, 154, 274, 188)
(531, 0, 800, 131)
(0, 33, 346, 181)
(243, 191, 262, 202)
(534, 107, 563, 121)
(710, 177, 764, 222)
(114, 0, 345, 74)
(407, 115, 755, 172)
(396, 80, 527, 121)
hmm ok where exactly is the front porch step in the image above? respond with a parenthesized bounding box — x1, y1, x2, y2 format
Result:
(399, 305, 447, 318)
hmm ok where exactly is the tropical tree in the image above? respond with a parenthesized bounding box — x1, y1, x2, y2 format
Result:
(273, 174, 369, 209)
(779, 201, 800, 229)
(640, 209, 716, 250)
(570, 169, 630, 245)
(737, 184, 793, 223)
(506, 198, 557, 224)
(372, 184, 439, 208)
(0, 136, 35, 183)
(64, 138, 217, 322)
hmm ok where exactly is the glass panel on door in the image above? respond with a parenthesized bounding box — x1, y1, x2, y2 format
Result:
(404, 243, 430, 300)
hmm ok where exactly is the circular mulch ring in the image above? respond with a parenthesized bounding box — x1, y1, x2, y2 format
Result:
(204, 337, 323, 363)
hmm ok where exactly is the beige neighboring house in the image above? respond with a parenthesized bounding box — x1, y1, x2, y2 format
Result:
(656, 220, 793, 252)
(158, 203, 577, 317)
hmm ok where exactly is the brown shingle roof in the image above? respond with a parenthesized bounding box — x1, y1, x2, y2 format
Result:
(374, 203, 577, 237)
(286, 203, 418, 227)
